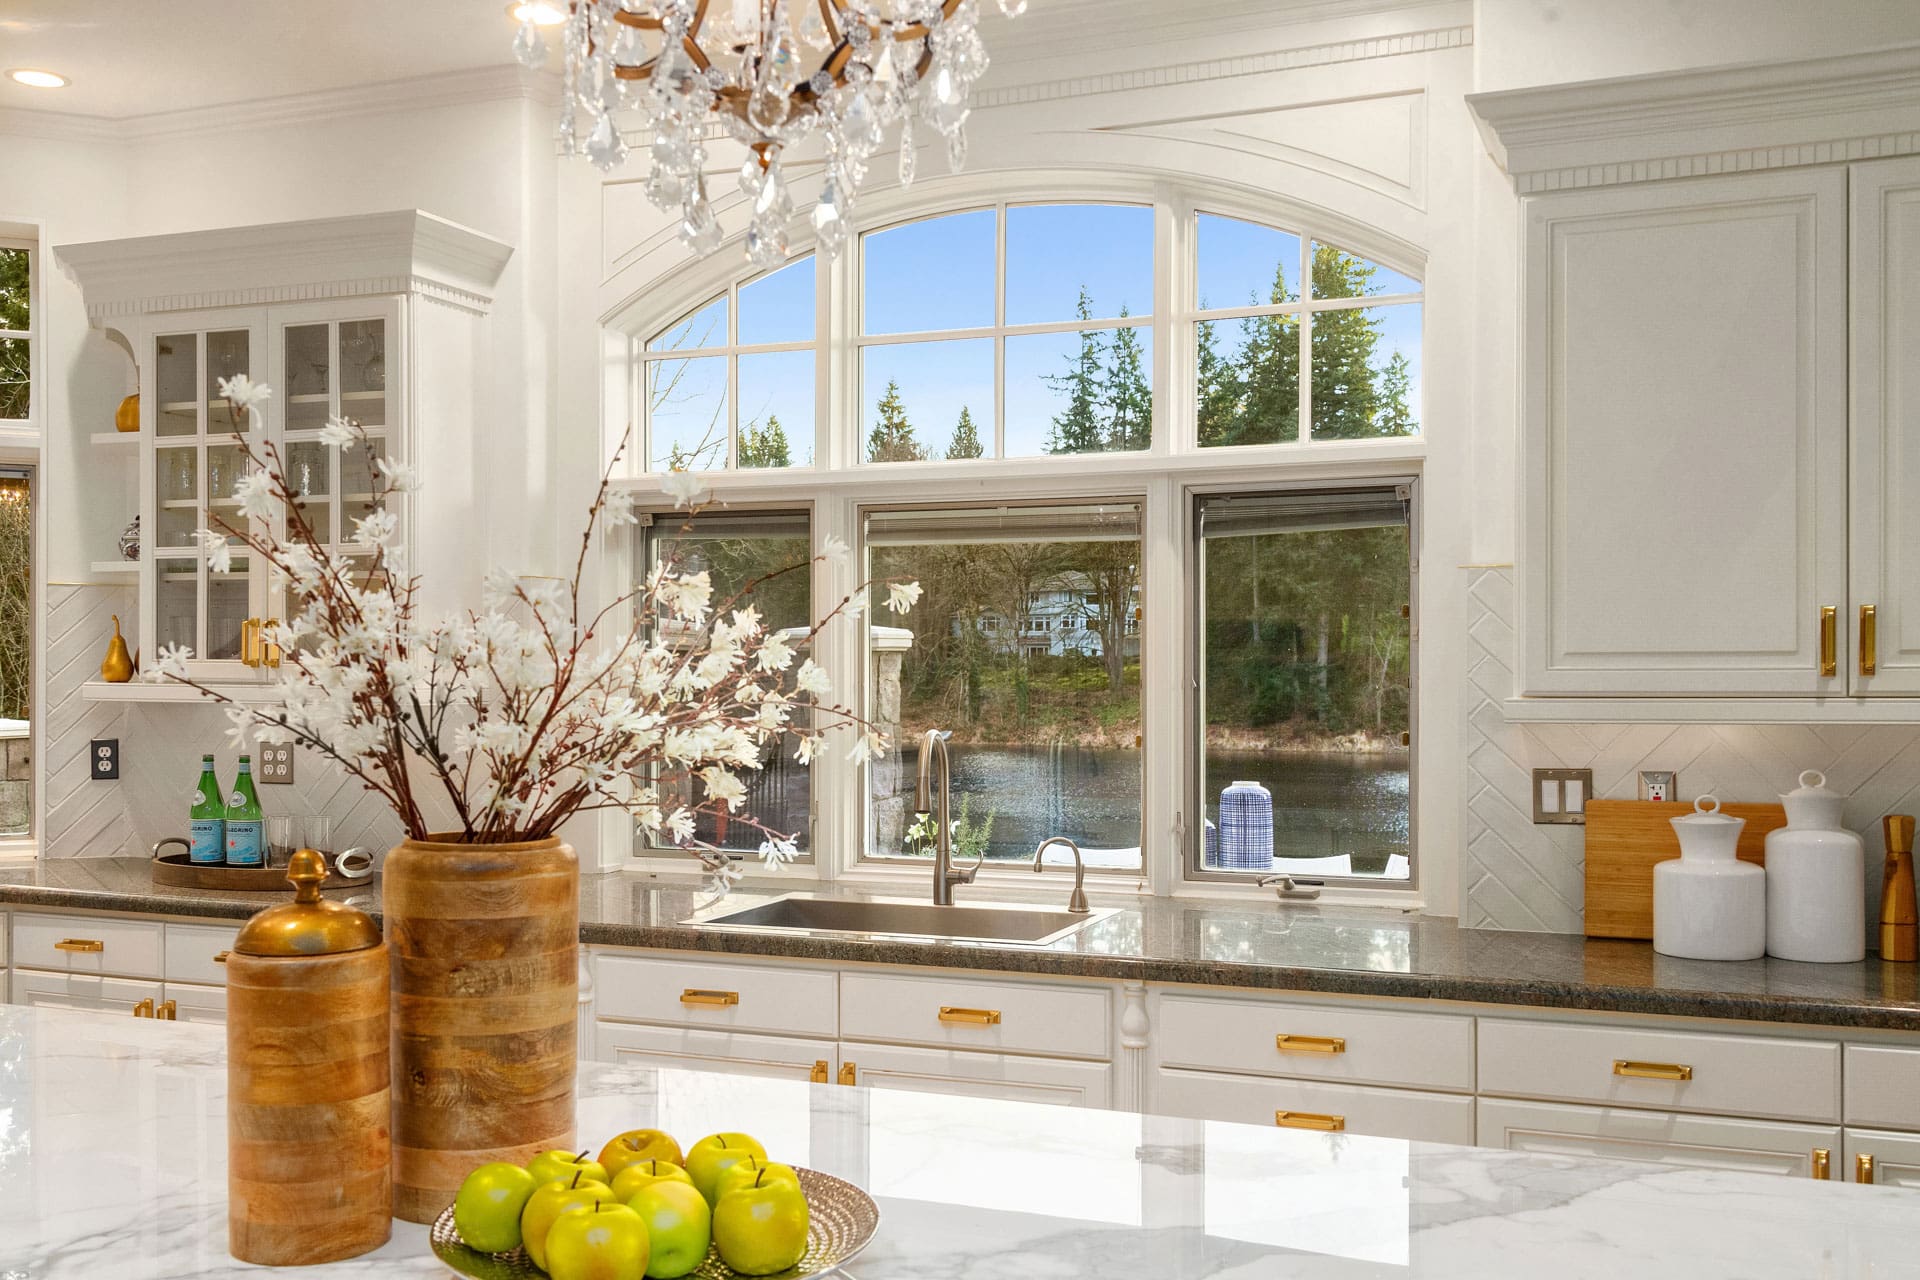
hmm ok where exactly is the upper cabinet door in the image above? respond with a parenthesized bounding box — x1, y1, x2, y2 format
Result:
(1849, 157, 1920, 696)
(1520, 169, 1848, 696)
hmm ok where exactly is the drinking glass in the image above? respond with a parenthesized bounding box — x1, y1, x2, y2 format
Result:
(307, 815, 334, 858)
(267, 816, 298, 867)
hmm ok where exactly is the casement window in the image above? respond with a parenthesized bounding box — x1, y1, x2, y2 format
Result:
(0, 243, 31, 424)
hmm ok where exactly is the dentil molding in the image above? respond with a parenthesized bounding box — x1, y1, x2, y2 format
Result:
(1469, 42, 1920, 193)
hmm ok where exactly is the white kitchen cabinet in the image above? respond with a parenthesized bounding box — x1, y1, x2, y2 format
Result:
(594, 1022, 839, 1086)
(11, 969, 163, 1018)
(1152, 1065, 1473, 1144)
(162, 981, 227, 1026)
(845, 1043, 1112, 1109)
(1843, 1127, 1920, 1189)
(1519, 168, 1849, 696)
(1477, 1097, 1839, 1180)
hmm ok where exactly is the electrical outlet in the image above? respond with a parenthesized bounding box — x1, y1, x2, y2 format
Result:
(1532, 767, 1593, 824)
(1639, 770, 1677, 802)
(90, 739, 119, 781)
(257, 743, 295, 785)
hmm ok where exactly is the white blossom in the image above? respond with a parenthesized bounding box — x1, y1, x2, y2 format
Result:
(756, 629, 796, 673)
(601, 487, 640, 527)
(793, 734, 823, 765)
(886, 580, 923, 614)
(793, 659, 831, 697)
(351, 509, 399, 549)
(223, 702, 257, 749)
(319, 415, 359, 449)
(374, 457, 420, 493)
(147, 643, 193, 682)
(233, 469, 276, 519)
(758, 836, 799, 869)
(216, 374, 273, 413)
(821, 533, 851, 564)
(194, 528, 233, 574)
(660, 470, 710, 508)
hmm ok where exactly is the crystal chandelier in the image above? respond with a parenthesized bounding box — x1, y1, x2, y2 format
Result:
(513, 0, 1023, 267)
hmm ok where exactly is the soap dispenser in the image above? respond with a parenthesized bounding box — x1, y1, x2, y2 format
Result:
(1765, 771, 1866, 963)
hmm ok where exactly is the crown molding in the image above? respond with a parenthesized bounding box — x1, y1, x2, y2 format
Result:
(53, 210, 515, 322)
(990, 0, 1466, 65)
(1469, 42, 1920, 194)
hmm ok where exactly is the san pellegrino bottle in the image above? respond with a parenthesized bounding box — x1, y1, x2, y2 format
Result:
(189, 755, 226, 865)
(224, 755, 265, 868)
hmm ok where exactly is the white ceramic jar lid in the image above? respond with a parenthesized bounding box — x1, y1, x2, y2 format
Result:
(1672, 795, 1740, 826)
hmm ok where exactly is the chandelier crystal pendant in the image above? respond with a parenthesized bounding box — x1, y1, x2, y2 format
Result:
(516, 0, 1022, 267)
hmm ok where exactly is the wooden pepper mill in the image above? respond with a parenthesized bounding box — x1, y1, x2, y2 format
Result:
(1881, 815, 1917, 962)
(227, 850, 392, 1265)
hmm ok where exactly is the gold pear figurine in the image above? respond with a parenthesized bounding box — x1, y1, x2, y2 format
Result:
(100, 616, 135, 683)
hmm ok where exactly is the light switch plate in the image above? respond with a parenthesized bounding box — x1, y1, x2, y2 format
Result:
(1639, 770, 1676, 802)
(257, 743, 295, 785)
(90, 739, 119, 781)
(1532, 767, 1594, 825)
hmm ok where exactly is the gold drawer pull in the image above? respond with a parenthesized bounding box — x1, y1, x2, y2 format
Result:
(939, 1006, 1002, 1026)
(1812, 1148, 1831, 1180)
(679, 989, 740, 1007)
(214, 951, 231, 964)
(55, 938, 105, 953)
(1820, 606, 1838, 677)
(1613, 1059, 1692, 1082)
(1275, 1034, 1346, 1055)
(132, 999, 154, 1018)
(1857, 1153, 1877, 1185)
(1275, 1110, 1345, 1132)
(157, 1000, 177, 1021)
(838, 1062, 857, 1087)
(1862, 605, 1878, 677)
(809, 1059, 829, 1084)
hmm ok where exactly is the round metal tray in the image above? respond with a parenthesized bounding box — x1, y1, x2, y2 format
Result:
(429, 1166, 879, 1280)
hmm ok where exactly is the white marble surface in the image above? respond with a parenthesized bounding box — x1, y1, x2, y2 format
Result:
(3, 1006, 1919, 1278)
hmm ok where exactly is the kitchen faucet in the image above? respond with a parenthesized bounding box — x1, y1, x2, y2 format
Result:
(1032, 836, 1090, 913)
(914, 728, 980, 906)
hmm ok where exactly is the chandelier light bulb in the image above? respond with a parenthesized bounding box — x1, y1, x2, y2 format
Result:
(506, 2, 568, 25)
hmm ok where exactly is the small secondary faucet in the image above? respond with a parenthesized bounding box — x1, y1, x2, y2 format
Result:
(1032, 836, 1090, 914)
(915, 729, 980, 906)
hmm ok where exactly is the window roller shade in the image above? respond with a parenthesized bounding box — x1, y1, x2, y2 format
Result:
(652, 510, 812, 541)
(866, 503, 1142, 547)
(1198, 487, 1408, 539)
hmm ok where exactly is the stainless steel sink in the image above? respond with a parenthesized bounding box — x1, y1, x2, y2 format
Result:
(692, 894, 1115, 946)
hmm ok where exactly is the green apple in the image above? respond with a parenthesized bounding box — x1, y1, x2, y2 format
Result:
(545, 1201, 651, 1280)
(685, 1133, 767, 1206)
(600, 1129, 685, 1179)
(712, 1158, 802, 1203)
(712, 1176, 809, 1276)
(529, 1149, 611, 1188)
(522, 1172, 620, 1271)
(611, 1158, 695, 1203)
(453, 1161, 539, 1254)
(629, 1179, 712, 1280)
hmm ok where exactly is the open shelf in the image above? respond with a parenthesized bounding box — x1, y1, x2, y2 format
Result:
(82, 679, 284, 705)
(89, 561, 138, 576)
(89, 432, 138, 447)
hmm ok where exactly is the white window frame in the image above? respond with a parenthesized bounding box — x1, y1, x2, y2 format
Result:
(0, 236, 36, 433)
(604, 174, 1426, 907)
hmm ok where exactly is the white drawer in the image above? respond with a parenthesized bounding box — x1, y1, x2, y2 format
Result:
(1478, 1097, 1838, 1179)
(1478, 1018, 1840, 1123)
(847, 1043, 1113, 1109)
(593, 1022, 837, 1085)
(1845, 1044, 1920, 1129)
(12, 912, 163, 978)
(163, 981, 228, 1026)
(595, 953, 837, 1038)
(1152, 1065, 1475, 1144)
(11, 969, 164, 1016)
(839, 971, 1110, 1060)
(164, 923, 242, 986)
(1154, 992, 1474, 1092)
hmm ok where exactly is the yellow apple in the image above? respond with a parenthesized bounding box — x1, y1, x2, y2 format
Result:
(453, 1161, 538, 1253)
(545, 1201, 650, 1280)
(600, 1128, 685, 1178)
(712, 1177, 809, 1276)
(629, 1179, 712, 1279)
(528, 1149, 610, 1188)
(684, 1133, 767, 1206)
(522, 1173, 620, 1271)
(612, 1158, 695, 1203)
(712, 1158, 802, 1203)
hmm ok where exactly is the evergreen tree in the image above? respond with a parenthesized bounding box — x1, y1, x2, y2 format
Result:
(1195, 306, 1244, 447)
(1307, 246, 1384, 439)
(738, 414, 792, 468)
(0, 249, 26, 420)
(1103, 310, 1151, 452)
(947, 405, 984, 459)
(1235, 269, 1300, 446)
(1376, 349, 1415, 437)
(867, 380, 928, 462)
(1044, 288, 1108, 455)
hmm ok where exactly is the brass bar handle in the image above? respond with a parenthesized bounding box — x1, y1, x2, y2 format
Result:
(261, 618, 282, 669)
(240, 618, 258, 668)
(809, 1059, 829, 1084)
(837, 1062, 857, 1087)
(1862, 605, 1878, 677)
(1812, 1148, 1831, 1180)
(938, 1006, 1002, 1026)
(54, 938, 105, 953)
(1275, 1110, 1346, 1132)
(1820, 606, 1838, 677)
(132, 999, 154, 1018)
(214, 951, 231, 964)
(157, 1000, 177, 1021)
(1275, 1034, 1347, 1055)
(1857, 1153, 1877, 1185)
(679, 989, 740, 1007)
(1613, 1059, 1693, 1081)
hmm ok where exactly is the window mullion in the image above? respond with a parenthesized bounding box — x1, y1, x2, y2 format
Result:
(1297, 234, 1312, 444)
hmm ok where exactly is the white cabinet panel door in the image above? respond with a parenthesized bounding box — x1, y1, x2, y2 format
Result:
(11, 969, 163, 1017)
(845, 1043, 1111, 1109)
(1521, 168, 1848, 694)
(1843, 1127, 1920, 1189)
(593, 1021, 837, 1086)
(1851, 156, 1920, 694)
(1478, 1098, 1838, 1180)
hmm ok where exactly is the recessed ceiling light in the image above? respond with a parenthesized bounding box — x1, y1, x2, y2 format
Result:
(506, 2, 567, 25)
(6, 69, 70, 89)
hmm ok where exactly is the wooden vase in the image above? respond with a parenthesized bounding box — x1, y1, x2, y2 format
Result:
(384, 836, 579, 1223)
(228, 945, 392, 1265)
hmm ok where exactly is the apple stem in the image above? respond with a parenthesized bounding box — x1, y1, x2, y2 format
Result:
(571, 1170, 584, 1188)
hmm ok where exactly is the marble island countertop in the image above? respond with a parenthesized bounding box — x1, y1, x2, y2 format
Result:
(4, 857, 1920, 1030)
(5, 1004, 1919, 1278)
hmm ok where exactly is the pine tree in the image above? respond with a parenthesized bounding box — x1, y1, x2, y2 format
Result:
(1307, 245, 1384, 439)
(738, 414, 793, 468)
(1043, 288, 1107, 455)
(1195, 307, 1244, 447)
(867, 380, 928, 462)
(947, 405, 984, 459)
(1377, 349, 1415, 437)
(1235, 261, 1301, 446)
(1103, 310, 1151, 452)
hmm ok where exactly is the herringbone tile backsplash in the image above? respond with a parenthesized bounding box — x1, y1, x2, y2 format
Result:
(1462, 567, 1920, 932)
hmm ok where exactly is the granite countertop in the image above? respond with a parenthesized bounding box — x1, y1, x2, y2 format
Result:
(5, 858, 1920, 1031)
(9, 1004, 1920, 1278)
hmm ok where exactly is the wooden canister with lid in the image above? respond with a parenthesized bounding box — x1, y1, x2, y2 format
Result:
(227, 849, 391, 1265)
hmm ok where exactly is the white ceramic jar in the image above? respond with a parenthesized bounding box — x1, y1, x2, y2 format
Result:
(1653, 796, 1766, 961)
(1764, 770, 1866, 963)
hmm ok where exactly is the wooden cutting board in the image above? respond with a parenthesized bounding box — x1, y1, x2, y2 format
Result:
(1583, 798, 1787, 939)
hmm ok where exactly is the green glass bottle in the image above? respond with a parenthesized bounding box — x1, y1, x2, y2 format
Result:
(224, 754, 265, 867)
(189, 755, 225, 865)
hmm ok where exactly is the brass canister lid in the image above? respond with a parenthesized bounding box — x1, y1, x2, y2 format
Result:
(233, 850, 381, 956)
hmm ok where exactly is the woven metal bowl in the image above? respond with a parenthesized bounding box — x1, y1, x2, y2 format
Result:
(429, 1166, 880, 1280)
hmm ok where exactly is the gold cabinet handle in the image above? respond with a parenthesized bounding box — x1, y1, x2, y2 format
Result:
(1862, 605, 1878, 677)
(1857, 1153, 1877, 1185)
(1812, 1148, 1831, 1180)
(938, 1006, 1002, 1026)
(1820, 606, 1838, 677)
(809, 1059, 829, 1084)
(837, 1062, 857, 1087)
(240, 618, 258, 668)
(1275, 1110, 1346, 1132)
(1275, 1034, 1346, 1055)
(261, 618, 282, 669)
(214, 951, 230, 964)
(54, 938, 105, 953)
(679, 989, 740, 1007)
(132, 999, 154, 1018)
(1613, 1059, 1693, 1081)
(157, 1000, 177, 1021)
